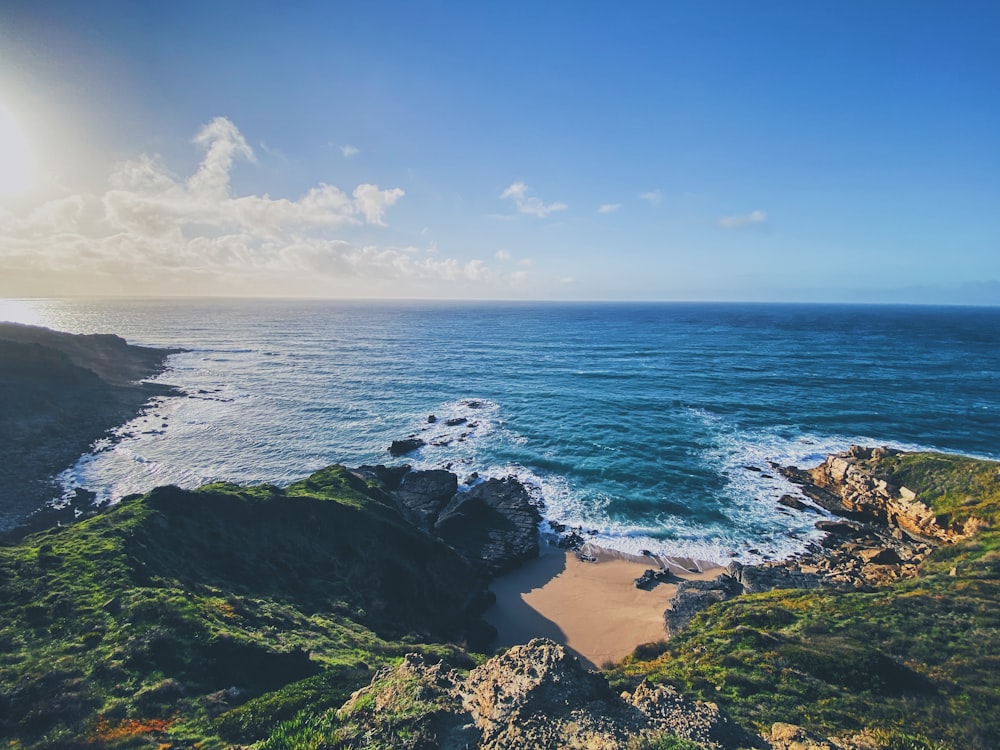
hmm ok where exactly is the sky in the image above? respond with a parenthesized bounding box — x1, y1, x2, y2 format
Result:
(0, 1, 998, 303)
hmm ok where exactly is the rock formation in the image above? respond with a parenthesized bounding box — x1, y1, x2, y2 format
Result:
(336, 638, 759, 749)
(353, 466, 544, 577)
(801, 445, 983, 542)
(666, 447, 950, 638)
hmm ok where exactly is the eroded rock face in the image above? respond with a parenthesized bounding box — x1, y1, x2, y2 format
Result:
(393, 469, 459, 532)
(336, 639, 759, 749)
(805, 446, 973, 544)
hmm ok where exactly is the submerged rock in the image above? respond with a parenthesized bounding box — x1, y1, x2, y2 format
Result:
(388, 437, 425, 456)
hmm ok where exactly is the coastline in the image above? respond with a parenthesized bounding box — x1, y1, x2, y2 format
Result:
(484, 541, 723, 669)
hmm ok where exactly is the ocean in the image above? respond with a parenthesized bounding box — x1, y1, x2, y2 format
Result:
(4, 298, 999, 564)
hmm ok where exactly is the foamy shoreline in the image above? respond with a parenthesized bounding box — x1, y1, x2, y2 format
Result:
(483, 540, 724, 669)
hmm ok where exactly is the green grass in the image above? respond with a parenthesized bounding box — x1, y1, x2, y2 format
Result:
(0, 465, 483, 748)
(2, 451, 998, 748)
(608, 452, 1000, 748)
(869, 451, 1000, 530)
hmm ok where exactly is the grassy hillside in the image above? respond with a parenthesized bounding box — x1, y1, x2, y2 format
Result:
(2, 451, 998, 748)
(0, 465, 485, 749)
(609, 452, 1000, 749)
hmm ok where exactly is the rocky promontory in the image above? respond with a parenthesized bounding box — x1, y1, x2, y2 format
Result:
(665, 446, 954, 637)
(355, 464, 543, 576)
(335, 638, 757, 749)
(0, 323, 182, 533)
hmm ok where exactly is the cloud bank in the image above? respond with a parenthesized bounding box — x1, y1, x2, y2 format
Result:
(0, 117, 499, 296)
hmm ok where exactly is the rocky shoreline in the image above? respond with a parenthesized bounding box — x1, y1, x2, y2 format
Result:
(0, 323, 183, 536)
(665, 445, 966, 639)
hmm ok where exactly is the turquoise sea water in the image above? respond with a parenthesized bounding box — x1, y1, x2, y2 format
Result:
(4, 299, 999, 564)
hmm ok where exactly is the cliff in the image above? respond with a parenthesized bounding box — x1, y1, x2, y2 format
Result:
(0, 322, 182, 532)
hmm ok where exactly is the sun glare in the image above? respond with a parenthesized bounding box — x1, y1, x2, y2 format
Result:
(0, 98, 36, 198)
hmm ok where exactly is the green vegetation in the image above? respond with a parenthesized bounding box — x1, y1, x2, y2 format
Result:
(0, 465, 483, 748)
(1, 451, 998, 748)
(870, 451, 1000, 530)
(609, 452, 1000, 748)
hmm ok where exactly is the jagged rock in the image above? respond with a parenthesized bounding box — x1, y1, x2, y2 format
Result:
(336, 639, 760, 749)
(659, 447, 954, 636)
(635, 568, 673, 589)
(778, 494, 822, 513)
(856, 547, 903, 565)
(435, 477, 542, 576)
(391, 469, 459, 532)
(815, 519, 867, 538)
(629, 680, 759, 749)
(388, 437, 425, 456)
(806, 447, 976, 543)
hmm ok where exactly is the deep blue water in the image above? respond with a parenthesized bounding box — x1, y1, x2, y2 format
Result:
(5, 299, 999, 563)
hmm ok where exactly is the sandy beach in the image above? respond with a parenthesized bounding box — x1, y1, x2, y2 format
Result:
(484, 542, 723, 669)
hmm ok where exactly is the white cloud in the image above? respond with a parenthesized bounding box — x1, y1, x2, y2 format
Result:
(718, 210, 767, 229)
(188, 117, 255, 198)
(352, 183, 405, 226)
(640, 190, 663, 206)
(341, 144, 360, 158)
(500, 181, 567, 218)
(495, 249, 512, 261)
(598, 203, 621, 214)
(0, 117, 500, 296)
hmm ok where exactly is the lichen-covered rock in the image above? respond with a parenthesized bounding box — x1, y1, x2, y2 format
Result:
(337, 639, 761, 749)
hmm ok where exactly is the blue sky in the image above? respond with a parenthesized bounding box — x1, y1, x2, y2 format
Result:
(0, 1, 998, 301)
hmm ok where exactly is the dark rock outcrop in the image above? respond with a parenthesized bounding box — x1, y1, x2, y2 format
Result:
(336, 638, 759, 749)
(388, 437, 425, 456)
(435, 477, 543, 576)
(375, 466, 543, 577)
(392, 469, 458, 532)
(664, 575, 744, 637)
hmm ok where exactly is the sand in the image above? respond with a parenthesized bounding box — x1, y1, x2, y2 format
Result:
(483, 542, 723, 669)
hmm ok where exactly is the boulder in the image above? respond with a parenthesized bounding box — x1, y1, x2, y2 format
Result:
(388, 438, 425, 456)
(336, 639, 759, 749)
(435, 477, 542, 576)
(664, 576, 742, 637)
